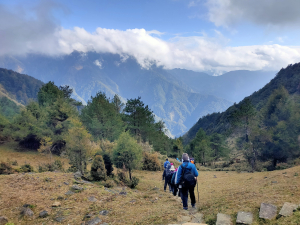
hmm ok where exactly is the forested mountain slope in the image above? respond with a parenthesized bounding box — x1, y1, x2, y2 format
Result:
(183, 63, 300, 144)
(0, 68, 44, 105)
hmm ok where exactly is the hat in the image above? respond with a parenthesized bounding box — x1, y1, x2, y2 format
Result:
(170, 163, 174, 165)
(182, 153, 189, 161)
(170, 165, 175, 171)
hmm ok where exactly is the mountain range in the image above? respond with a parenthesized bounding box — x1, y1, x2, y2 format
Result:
(0, 51, 276, 137)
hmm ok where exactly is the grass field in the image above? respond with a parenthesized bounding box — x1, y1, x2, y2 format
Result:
(1, 142, 300, 224)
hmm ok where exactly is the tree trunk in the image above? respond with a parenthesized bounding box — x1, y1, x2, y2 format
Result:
(129, 168, 132, 180)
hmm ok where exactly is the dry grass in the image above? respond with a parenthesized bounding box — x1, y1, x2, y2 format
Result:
(1, 143, 300, 224)
(0, 142, 70, 170)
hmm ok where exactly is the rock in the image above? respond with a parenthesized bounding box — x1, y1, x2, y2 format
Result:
(85, 214, 93, 219)
(216, 213, 232, 225)
(55, 217, 65, 222)
(119, 191, 127, 195)
(191, 213, 204, 223)
(88, 196, 98, 202)
(52, 202, 61, 207)
(259, 203, 277, 220)
(100, 223, 109, 225)
(99, 210, 109, 216)
(65, 190, 75, 195)
(279, 202, 298, 217)
(86, 217, 102, 225)
(22, 204, 31, 208)
(57, 196, 64, 200)
(178, 215, 192, 223)
(74, 171, 82, 180)
(182, 223, 207, 225)
(153, 187, 159, 190)
(236, 211, 253, 224)
(64, 182, 69, 185)
(214, 175, 217, 178)
(72, 185, 83, 191)
(39, 210, 49, 218)
(0, 216, 8, 225)
(21, 207, 34, 217)
(271, 181, 277, 184)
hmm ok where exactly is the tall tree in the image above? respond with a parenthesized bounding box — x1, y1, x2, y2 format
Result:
(113, 132, 142, 180)
(81, 92, 124, 142)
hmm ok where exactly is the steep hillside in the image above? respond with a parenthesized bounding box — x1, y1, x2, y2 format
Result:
(183, 62, 300, 144)
(0, 68, 44, 105)
(0, 52, 232, 137)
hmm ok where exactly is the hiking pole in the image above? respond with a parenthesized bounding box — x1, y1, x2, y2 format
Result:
(196, 179, 199, 204)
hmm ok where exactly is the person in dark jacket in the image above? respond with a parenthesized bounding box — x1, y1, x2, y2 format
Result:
(162, 163, 172, 192)
(175, 153, 198, 210)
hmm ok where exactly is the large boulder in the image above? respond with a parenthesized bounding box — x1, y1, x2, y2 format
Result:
(236, 211, 253, 224)
(259, 203, 277, 220)
(71, 185, 83, 191)
(216, 213, 232, 225)
(279, 202, 298, 217)
(74, 171, 82, 180)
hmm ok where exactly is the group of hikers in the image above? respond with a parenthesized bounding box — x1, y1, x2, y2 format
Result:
(162, 153, 198, 210)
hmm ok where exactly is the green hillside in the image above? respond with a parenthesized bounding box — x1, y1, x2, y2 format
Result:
(0, 68, 44, 105)
(183, 63, 300, 171)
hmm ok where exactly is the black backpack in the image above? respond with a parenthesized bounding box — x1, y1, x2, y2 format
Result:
(181, 163, 196, 188)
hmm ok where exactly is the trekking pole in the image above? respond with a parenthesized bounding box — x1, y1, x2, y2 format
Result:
(196, 179, 199, 204)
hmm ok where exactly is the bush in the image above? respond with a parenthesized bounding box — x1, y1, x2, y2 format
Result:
(38, 160, 64, 172)
(117, 170, 139, 188)
(128, 176, 139, 188)
(102, 153, 114, 176)
(91, 155, 107, 181)
(103, 179, 115, 188)
(11, 160, 18, 166)
(20, 164, 34, 173)
(142, 152, 162, 171)
(0, 162, 13, 175)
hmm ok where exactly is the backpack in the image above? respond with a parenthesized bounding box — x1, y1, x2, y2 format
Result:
(180, 163, 196, 188)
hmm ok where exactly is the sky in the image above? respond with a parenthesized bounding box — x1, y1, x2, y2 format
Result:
(1, 0, 300, 73)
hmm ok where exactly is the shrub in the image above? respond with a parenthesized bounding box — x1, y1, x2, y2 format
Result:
(117, 170, 139, 188)
(91, 155, 107, 181)
(20, 164, 34, 173)
(128, 176, 139, 188)
(11, 160, 18, 166)
(142, 152, 162, 171)
(0, 162, 13, 175)
(103, 179, 115, 188)
(102, 153, 114, 176)
(38, 160, 64, 173)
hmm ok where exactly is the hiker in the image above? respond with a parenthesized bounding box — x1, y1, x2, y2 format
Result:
(164, 158, 170, 169)
(169, 164, 176, 193)
(162, 163, 172, 192)
(175, 153, 198, 210)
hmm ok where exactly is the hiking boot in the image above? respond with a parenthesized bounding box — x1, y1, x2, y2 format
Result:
(183, 207, 188, 210)
(192, 205, 196, 208)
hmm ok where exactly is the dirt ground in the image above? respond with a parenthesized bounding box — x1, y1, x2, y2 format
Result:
(1, 143, 300, 224)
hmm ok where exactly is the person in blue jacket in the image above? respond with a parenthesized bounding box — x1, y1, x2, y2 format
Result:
(175, 153, 198, 210)
(163, 158, 170, 169)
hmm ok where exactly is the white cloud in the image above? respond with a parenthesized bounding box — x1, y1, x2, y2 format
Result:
(1, 2, 300, 73)
(94, 59, 103, 69)
(205, 0, 300, 28)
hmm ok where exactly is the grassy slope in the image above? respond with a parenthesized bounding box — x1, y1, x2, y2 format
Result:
(1, 143, 300, 224)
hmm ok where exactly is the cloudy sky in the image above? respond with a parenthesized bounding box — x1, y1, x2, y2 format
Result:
(1, 0, 300, 73)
